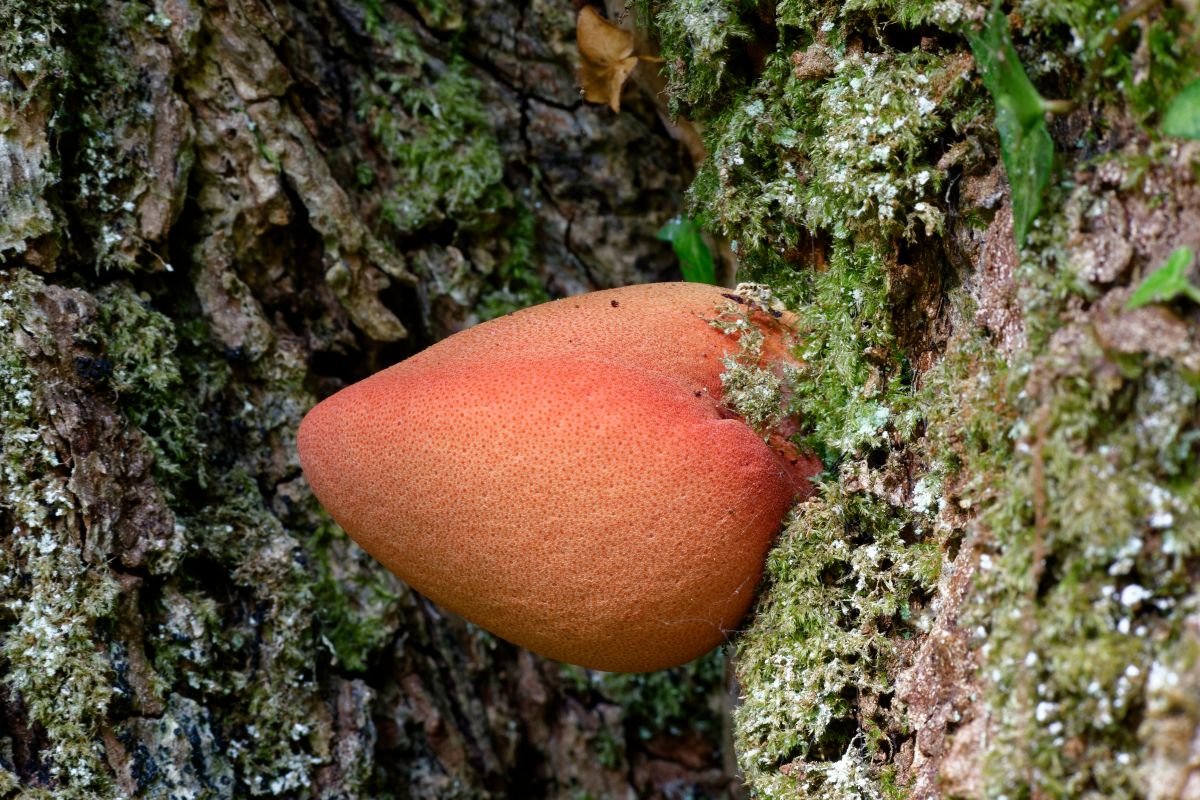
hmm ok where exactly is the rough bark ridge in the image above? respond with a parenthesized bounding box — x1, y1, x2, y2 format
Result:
(0, 0, 731, 798)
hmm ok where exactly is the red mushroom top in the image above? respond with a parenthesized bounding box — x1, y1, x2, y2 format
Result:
(299, 282, 819, 672)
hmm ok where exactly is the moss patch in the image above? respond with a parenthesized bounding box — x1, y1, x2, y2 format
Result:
(90, 284, 216, 502)
(735, 487, 941, 797)
(562, 650, 726, 744)
(358, 6, 507, 236)
(637, 0, 1200, 796)
(307, 519, 405, 674)
(0, 270, 121, 798)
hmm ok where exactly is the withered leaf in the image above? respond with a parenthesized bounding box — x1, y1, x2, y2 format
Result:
(576, 6, 639, 113)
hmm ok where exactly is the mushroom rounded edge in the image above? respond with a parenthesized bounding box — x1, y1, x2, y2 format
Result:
(297, 282, 819, 672)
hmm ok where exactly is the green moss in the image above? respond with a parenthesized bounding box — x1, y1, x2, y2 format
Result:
(3, 556, 120, 797)
(0, 0, 71, 256)
(720, 355, 787, 433)
(356, 4, 548, 322)
(561, 649, 727, 742)
(90, 284, 216, 503)
(652, 0, 753, 113)
(2, 2, 743, 797)
(4, 1, 1196, 797)
(1130, 11, 1200, 123)
(411, 0, 463, 30)
(0, 0, 173, 270)
(928, 335, 1199, 795)
(148, 579, 229, 695)
(308, 520, 404, 673)
(734, 487, 940, 795)
(1005, 0, 1200, 126)
(0, 270, 121, 798)
(639, 0, 1200, 795)
(708, 293, 795, 435)
(0, 0, 66, 74)
(691, 46, 965, 259)
(967, 349, 1200, 797)
(917, 309, 1017, 499)
(475, 203, 551, 322)
(60, 2, 158, 272)
(0, 766, 18, 795)
(837, 0, 968, 28)
(789, 242, 915, 460)
(356, 14, 506, 236)
(0, 273, 257, 799)
(178, 478, 329, 796)
(974, 0, 1159, 99)
(911, 140, 1200, 795)
(754, 174, 1200, 795)
(642, 9, 972, 792)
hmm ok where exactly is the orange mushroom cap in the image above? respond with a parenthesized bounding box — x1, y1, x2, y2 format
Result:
(298, 282, 819, 672)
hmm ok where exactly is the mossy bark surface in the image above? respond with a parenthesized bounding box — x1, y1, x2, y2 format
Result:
(4, 0, 1200, 799)
(0, 1, 727, 798)
(633, 0, 1200, 797)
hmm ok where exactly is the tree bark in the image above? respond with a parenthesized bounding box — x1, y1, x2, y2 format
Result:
(0, 1, 729, 797)
(4, 1, 1200, 799)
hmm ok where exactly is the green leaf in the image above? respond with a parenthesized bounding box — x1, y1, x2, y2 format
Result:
(967, 0, 1054, 248)
(1163, 78, 1200, 140)
(657, 217, 717, 285)
(1126, 247, 1200, 309)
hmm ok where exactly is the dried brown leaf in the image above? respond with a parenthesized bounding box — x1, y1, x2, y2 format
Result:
(576, 6, 639, 113)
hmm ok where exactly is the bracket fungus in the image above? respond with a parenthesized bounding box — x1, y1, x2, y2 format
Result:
(298, 282, 819, 672)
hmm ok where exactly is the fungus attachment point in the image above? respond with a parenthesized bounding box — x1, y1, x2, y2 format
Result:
(298, 283, 819, 672)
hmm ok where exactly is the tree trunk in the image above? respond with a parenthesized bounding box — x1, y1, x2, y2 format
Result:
(0, 1, 731, 797)
(3, 0, 1200, 799)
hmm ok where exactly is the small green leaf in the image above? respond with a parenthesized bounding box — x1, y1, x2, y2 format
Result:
(657, 217, 717, 285)
(967, 0, 1054, 248)
(1163, 78, 1200, 140)
(1126, 247, 1200, 309)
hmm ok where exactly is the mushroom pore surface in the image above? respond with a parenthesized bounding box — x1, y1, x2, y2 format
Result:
(298, 282, 818, 672)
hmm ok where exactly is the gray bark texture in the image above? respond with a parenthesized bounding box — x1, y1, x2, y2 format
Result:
(0, 0, 732, 798)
